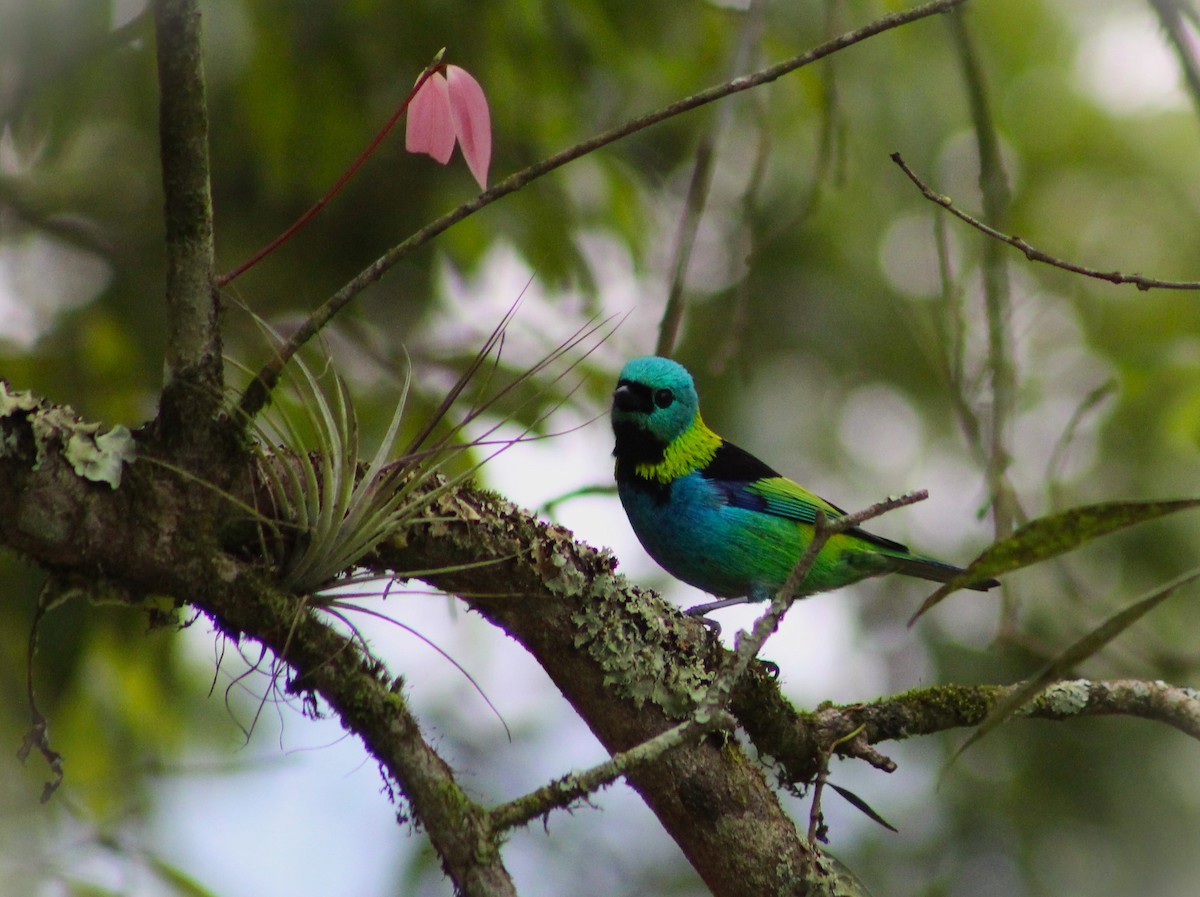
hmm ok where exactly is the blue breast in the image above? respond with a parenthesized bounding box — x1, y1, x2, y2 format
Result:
(617, 471, 800, 600)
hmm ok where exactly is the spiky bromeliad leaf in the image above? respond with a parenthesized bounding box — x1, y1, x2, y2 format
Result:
(909, 498, 1200, 624)
(247, 348, 427, 594)
(241, 305, 620, 597)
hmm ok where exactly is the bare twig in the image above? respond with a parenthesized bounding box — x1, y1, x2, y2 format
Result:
(656, 0, 766, 358)
(236, 0, 973, 421)
(488, 709, 735, 831)
(891, 152, 1200, 292)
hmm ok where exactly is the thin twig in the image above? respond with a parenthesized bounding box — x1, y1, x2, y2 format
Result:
(235, 0, 973, 421)
(488, 709, 735, 831)
(806, 724, 867, 843)
(891, 152, 1200, 292)
(656, 0, 766, 358)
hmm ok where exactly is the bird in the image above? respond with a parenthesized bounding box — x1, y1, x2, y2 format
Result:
(610, 356, 999, 617)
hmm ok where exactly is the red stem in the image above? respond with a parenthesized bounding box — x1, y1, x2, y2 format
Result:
(216, 57, 446, 287)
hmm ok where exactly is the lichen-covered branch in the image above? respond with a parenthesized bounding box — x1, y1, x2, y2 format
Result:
(5, 387, 1197, 895)
(734, 678, 1200, 787)
(369, 488, 839, 897)
(489, 710, 735, 832)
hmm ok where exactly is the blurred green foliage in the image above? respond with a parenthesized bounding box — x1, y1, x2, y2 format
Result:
(4, 0, 1200, 895)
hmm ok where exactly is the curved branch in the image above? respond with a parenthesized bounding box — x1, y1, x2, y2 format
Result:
(891, 152, 1200, 292)
(236, 0, 972, 421)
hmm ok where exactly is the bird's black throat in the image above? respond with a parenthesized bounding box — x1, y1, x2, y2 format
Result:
(612, 419, 666, 471)
(612, 423, 672, 504)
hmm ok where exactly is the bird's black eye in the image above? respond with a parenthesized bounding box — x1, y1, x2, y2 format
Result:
(653, 388, 674, 409)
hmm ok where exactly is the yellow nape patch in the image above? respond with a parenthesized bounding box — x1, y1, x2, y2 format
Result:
(635, 415, 722, 482)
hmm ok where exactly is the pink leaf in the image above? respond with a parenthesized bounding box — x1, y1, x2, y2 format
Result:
(446, 65, 492, 189)
(405, 72, 455, 164)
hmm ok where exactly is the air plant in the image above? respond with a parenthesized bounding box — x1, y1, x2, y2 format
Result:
(240, 302, 617, 601)
(219, 304, 615, 736)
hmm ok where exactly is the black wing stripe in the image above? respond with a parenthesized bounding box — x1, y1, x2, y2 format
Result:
(704, 443, 913, 555)
(701, 440, 781, 482)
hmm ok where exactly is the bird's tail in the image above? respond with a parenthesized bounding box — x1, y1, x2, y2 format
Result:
(891, 554, 999, 592)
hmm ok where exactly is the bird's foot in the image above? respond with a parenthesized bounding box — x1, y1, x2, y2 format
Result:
(684, 605, 723, 637)
(757, 659, 780, 679)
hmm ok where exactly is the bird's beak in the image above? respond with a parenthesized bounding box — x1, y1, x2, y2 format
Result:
(612, 382, 651, 413)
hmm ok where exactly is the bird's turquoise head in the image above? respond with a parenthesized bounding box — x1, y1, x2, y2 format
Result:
(611, 356, 701, 465)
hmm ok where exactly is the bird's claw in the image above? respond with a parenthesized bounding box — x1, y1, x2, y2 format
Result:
(684, 605, 723, 637)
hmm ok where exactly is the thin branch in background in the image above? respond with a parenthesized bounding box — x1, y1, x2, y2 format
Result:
(796, 0, 849, 222)
(538, 483, 617, 518)
(710, 7, 775, 375)
(488, 708, 735, 832)
(1045, 378, 1118, 506)
(1149, 0, 1200, 124)
(656, 139, 714, 358)
(928, 209, 990, 473)
(655, 0, 766, 359)
(945, 11, 1020, 633)
(153, 0, 222, 432)
(891, 152, 1200, 291)
(0, 175, 118, 259)
(235, 0, 973, 421)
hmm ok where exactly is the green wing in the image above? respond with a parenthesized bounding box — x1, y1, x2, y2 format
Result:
(742, 476, 911, 555)
(701, 437, 912, 555)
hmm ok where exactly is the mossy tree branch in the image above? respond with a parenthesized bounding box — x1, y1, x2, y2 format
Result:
(368, 488, 837, 897)
(153, 0, 222, 452)
(3, 390, 1199, 894)
(0, 391, 518, 897)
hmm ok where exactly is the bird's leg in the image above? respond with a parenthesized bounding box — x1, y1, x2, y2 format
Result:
(684, 596, 755, 638)
(686, 610, 723, 637)
(684, 596, 752, 616)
